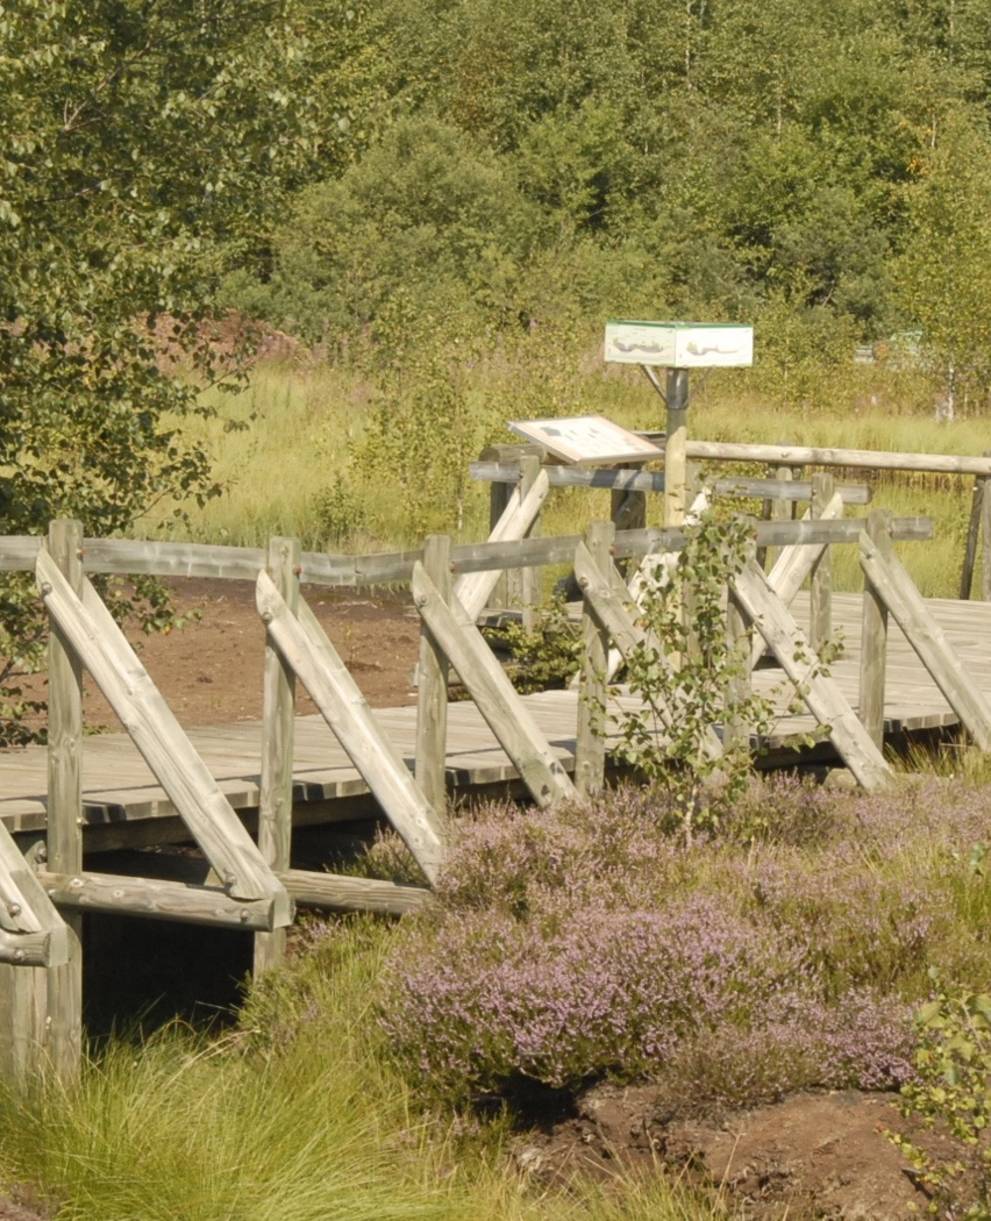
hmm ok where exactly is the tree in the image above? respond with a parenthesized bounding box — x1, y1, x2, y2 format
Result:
(892, 107, 991, 414)
(0, 1, 322, 738)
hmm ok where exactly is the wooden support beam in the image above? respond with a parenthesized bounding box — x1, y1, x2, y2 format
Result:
(255, 536, 300, 974)
(750, 491, 844, 668)
(598, 487, 711, 686)
(453, 465, 550, 620)
(858, 510, 891, 749)
(760, 464, 793, 570)
(411, 564, 576, 808)
(257, 576, 446, 884)
(0, 821, 70, 1089)
(724, 586, 752, 753)
(37, 871, 280, 930)
(730, 560, 892, 791)
(469, 461, 872, 505)
(36, 551, 291, 921)
(678, 439, 991, 477)
(280, 869, 431, 916)
(575, 523, 613, 796)
(415, 535, 451, 816)
(46, 518, 84, 1080)
(859, 532, 991, 752)
(573, 541, 723, 762)
(0, 929, 62, 969)
(809, 472, 835, 653)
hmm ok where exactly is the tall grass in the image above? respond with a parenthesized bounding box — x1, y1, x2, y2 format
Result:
(145, 355, 988, 597)
(0, 919, 720, 1221)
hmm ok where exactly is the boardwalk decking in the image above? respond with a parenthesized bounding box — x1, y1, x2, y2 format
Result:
(2, 591, 990, 845)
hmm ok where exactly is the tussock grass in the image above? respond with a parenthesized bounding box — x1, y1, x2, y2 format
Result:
(0, 919, 721, 1221)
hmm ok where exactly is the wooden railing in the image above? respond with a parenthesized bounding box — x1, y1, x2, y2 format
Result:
(0, 502, 980, 1090)
(471, 438, 991, 602)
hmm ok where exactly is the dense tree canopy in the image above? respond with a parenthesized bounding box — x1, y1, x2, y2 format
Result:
(229, 0, 991, 385)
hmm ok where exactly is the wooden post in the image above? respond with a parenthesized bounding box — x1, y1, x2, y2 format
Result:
(254, 537, 300, 974)
(487, 474, 512, 613)
(44, 518, 84, 1081)
(983, 457, 991, 602)
(415, 534, 450, 816)
(516, 454, 542, 631)
(759, 464, 793, 570)
(858, 509, 891, 749)
(611, 473, 647, 581)
(724, 541, 754, 753)
(809, 472, 834, 654)
(664, 369, 689, 527)
(961, 475, 985, 600)
(575, 522, 614, 796)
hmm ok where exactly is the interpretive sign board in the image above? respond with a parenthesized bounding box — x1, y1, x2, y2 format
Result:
(604, 320, 754, 368)
(508, 415, 662, 465)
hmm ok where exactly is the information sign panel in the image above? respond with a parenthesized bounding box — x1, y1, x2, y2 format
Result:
(604, 320, 753, 368)
(508, 415, 662, 465)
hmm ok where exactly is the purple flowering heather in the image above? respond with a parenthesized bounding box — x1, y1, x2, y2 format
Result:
(377, 776, 991, 1106)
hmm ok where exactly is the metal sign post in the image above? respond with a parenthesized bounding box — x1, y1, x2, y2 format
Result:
(604, 320, 754, 527)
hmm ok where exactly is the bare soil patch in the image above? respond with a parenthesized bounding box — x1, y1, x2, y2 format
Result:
(21, 578, 421, 732)
(516, 1084, 974, 1217)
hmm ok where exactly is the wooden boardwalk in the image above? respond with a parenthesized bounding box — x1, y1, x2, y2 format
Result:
(2, 591, 990, 846)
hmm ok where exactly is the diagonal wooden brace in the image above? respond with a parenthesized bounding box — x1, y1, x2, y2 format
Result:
(859, 533, 991, 751)
(36, 549, 291, 922)
(731, 559, 892, 790)
(257, 573, 446, 885)
(412, 563, 576, 808)
(573, 541, 724, 763)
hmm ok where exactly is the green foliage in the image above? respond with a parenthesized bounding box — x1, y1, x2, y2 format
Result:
(0, 1, 323, 740)
(606, 516, 829, 844)
(0, 918, 721, 1220)
(486, 596, 581, 694)
(890, 971, 991, 1212)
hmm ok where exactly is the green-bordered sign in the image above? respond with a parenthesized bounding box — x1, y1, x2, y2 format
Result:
(604, 320, 753, 368)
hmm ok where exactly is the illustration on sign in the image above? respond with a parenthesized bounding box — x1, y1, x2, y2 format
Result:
(604, 320, 754, 368)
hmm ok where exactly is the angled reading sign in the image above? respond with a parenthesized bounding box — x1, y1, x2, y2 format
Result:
(604, 320, 753, 369)
(508, 415, 663, 466)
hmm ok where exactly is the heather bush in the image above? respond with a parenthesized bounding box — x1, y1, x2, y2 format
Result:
(376, 775, 991, 1108)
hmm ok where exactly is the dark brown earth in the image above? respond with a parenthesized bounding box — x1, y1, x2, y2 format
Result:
(19, 577, 422, 734)
(0, 1190, 49, 1220)
(514, 1084, 978, 1217)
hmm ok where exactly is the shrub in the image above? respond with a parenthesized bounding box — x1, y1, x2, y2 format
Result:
(377, 780, 939, 1108)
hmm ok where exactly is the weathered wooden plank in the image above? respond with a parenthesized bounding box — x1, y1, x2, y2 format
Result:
(574, 541, 723, 762)
(37, 870, 278, 930)
(0, 929, 61, 968)
(453, 466, 550, 620)
(575, 523, 613, 796)
(255, 536, 300, 974)
(858, 511, 891, 749)
(809, 472, 834, 653)
(258, 575, 446, 884)
(36, 551, 291, 921)
(46, 519, 84, 1081)
(280, 869, 431, 915)
(680, 439, 991, 477)
(469, 461, 870, 504)
(859, 534, 991, 752)
(750, 491, 843, 668)
(960, 475, 985, 599)
(411, 564, 576, 808)
(415, 535, 451, 815)
(731, 560, 892, 790)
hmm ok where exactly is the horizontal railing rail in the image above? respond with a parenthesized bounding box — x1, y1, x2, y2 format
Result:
(0, 516, 934, 587)
(469, 460, 872, 504)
